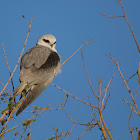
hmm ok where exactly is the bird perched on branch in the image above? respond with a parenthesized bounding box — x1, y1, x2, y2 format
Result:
(14, 34, 61, 116)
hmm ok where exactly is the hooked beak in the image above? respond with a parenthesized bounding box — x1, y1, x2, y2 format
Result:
(50, 44, 53, 47)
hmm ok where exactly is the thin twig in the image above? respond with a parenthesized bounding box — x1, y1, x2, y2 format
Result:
(101, 84, 112, 94)
(66, 109, 78, 140)
(102, 94, 110, 112)
(0, 16, 33, 96)
(57, 131, 68, 140)
(0, 101, 48, 137)
(19, 126, 27, 140)
(22, 15, 30, 25)
(50, 83, 98, 109)
(101, 0, 140, 53)
(1, 41, 15, 92)
(129, 82, 139, 140)
(0, 96, 25, 135)
(108, 54, 139, 114)
(61, 41, 92, 66)
(87, 96, 98, 124)
(122, 98, 138, 115)
(0, 121, 23, 136)
(24, 104, 65, 112)
(1, 105, 19, 134)
(119, 0, 140, 53)
(102, 73, 115, 110)
(98, 79, 108, 139)
(81, 49, 98, 99)
(0, 82, 12, 96)
(126, 71, 138, 83)
(78, 127, 88, 140)
(66, 112, 97, 126)
(100, 14, 124, 18)
(78, 117, 96, 140)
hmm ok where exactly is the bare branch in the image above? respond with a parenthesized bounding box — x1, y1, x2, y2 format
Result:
(1, 41, 15, 92)
(66, 112, 97, 127)
(100, 13, 124, 18)
(108, 54, 139, 114)
(122, 98, 138, 115)
(61, 41, 92, 66)
(98, 79, 108, 139)
(25, 104, 65, 112)
(101, 0, 140, 52)
(66, 109, 78, 140)
(0, 105, 19, 134)
(129, 82, 139, 140)
(102, 73, 115, 110)
(0, 16, 33, 96)
(0, 82, 12, 96)
(78, 119, 96, 140)
(0, 121, 23, 136)
(78, 127, 88, 140)
(126, 71, 138, 84)
(102, 94, 110, 113)
(19, 126, 27, 140)
(119, 0, 140, 53)
(137, 131, 140, 140)
(51, 83, 99, 109)
(81, 49, 98, 99)
(0, 110, 9, 121)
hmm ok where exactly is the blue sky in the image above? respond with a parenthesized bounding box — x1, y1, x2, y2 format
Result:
(0, 0, 140, 139)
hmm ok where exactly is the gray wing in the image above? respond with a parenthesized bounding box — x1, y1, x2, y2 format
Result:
(19, 45, 54, 85)
(14, 45, 52, 95)
(21, 45, 51, 69)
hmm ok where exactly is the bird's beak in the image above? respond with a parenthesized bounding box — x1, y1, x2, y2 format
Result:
(50, 44, 53, 47)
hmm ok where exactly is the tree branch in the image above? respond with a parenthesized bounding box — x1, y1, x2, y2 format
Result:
(0, 16, 33, 96)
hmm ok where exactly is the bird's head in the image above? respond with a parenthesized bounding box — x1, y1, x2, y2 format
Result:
(37, 34, 57, 52)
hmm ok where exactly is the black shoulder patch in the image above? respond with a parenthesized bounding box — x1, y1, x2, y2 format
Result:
(40, 51, 60, 69)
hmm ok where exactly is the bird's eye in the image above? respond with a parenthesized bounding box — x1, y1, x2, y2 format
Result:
(43, 39, 50, 43)
(54, 42, 56, 44)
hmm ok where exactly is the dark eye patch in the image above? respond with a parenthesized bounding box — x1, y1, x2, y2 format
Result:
(54, 41, 56, 44)
(43, 39, 50, 43)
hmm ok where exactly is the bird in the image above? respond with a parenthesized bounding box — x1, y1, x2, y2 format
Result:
(14, 34, 61, 116)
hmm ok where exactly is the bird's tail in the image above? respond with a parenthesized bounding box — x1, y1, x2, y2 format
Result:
(16, 83, 46, 116)
(14, 82, 26, 96)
